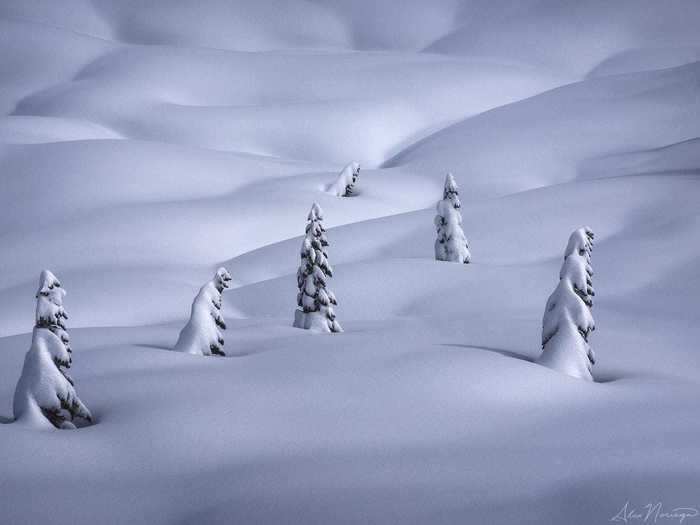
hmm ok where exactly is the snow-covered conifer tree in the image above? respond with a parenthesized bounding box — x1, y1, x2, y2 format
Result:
(537, 227, 596, 380)
(434, 173, 471, 263)
(173, 267, 232, 356)
(329, 161, 361, 197)
(293, 203, 343, 332)
(35, 269, 68, 329)
(13, 270, 93, 429)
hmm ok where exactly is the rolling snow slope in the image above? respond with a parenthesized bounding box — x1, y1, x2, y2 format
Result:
(1, 1, 699, 524)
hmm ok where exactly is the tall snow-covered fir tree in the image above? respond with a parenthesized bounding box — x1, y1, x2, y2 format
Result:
(329, 161, 361, 197)
(434, 173, 471, 264)
(13, 270, 93, 429)
(293, 203, 343, 333)
(174, 267, 232, 356)
(537, 227, 596, 380)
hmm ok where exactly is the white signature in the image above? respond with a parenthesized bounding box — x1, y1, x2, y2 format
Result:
(611, 502, 699, 524)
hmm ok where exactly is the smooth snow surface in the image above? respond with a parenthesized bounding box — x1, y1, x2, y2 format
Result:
(1, 1, 700, 524)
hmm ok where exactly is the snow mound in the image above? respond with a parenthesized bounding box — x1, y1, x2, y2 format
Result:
(386, 61, 700, 199)
(425, 0, 700, 77)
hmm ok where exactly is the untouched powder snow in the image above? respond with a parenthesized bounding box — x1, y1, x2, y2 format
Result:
(1, 1, 700, 524)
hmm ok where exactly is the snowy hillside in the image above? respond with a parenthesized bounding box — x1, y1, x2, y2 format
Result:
(1, 1, 699, 524)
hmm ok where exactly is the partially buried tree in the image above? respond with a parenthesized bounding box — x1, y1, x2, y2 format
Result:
(13, 270, 93, 429)
(434, 173, 471, 264)
(328, 161, 361, 197)
(173, 267, 232, 356)
(538, 227, 596, 380)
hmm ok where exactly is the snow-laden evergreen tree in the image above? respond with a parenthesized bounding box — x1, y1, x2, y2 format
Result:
(293, 203, 343, 332)
(434, 172, 471, 263)
(13, 270, 93, 429)
(35, 269, 68, 329)
(174, 267, 232, 356)
(537, 227, 596, 380)
(329, 161, 361, 197)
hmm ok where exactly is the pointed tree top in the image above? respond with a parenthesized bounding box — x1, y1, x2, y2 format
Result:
(308, 202, 324, 221)
(565, 227, 594, 258)
(215, 267, 232, 290)
(36, 270, 65, 299)
(444, 172, 458, 195)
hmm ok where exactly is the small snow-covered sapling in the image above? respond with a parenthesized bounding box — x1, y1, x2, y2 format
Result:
(434, 173, 471, 264)
(13, 270, 93, 429)
(329, 161, 361, 197)
(293, 203, 343, 333)
(537, 227, 596, 380)
(173, 267, 233, 356)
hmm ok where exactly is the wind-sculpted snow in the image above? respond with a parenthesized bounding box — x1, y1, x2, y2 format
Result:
(386, 61, 700, 198)
(425, 0, 700, 77)
(10, 44, 565, 164)
(1, 1, 700, 523)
